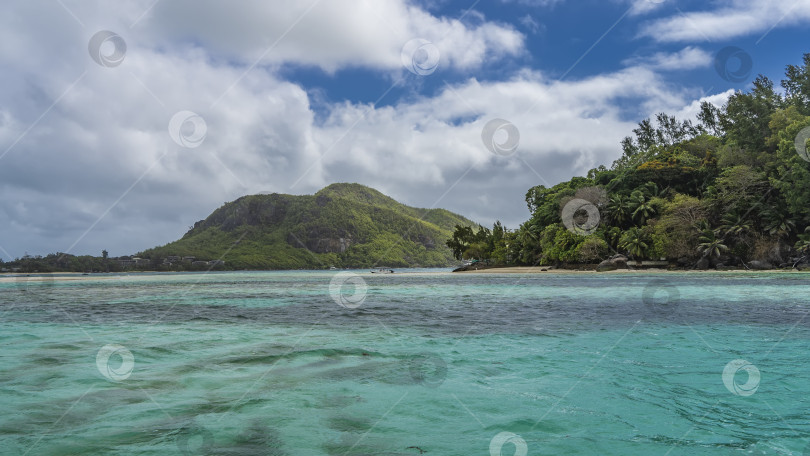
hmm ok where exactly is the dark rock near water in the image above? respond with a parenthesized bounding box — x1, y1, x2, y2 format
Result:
(597, 255, 628, 272)
(748, 260, 773, 270)
(596, 261, 616, 272)
(695, 257, 710, 270)
(452, 262, 494, 272)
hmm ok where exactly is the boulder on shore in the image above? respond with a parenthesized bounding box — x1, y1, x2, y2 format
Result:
(748, 260, 773, 270)
(596, 255, 628, 272)
(695, 257, 710, 270)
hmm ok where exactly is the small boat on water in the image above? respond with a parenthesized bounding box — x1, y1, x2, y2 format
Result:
(371, 268, 394, 274)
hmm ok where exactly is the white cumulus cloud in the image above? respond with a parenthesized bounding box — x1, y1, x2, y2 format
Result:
(639, 0, 810, 42)
(0, 0, 737, 258)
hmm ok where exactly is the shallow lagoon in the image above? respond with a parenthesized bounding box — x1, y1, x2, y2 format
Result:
(1, 270, 809, 455)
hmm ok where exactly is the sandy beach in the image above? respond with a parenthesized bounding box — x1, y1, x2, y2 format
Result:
(0, 273, 146, 283)
(3, 267, 809, 283)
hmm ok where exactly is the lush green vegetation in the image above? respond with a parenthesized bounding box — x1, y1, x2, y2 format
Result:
(3, 184, 474, 272)
(448, 53, 810, 269)
(137, 183, 475, 269)
(1, 251, 121, 273)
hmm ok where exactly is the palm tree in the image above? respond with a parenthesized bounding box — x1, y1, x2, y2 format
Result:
(605, 226, 622, 252)
(642, 181, 660, 198)
(694, 219, 711, 233)
(697, 229, 729, 259)
(795, 236, 810, 255)
(761, 206, 795, 238)
(795, 227, 810, 256)
(607, 194, 631, 227)
(629, 190, 655, 226)
(620, 227, 649, 264)
(719, 212, 751, 239)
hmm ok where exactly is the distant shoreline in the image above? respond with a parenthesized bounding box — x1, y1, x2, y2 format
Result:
(3, 267, 810, 283)
(453, 266, 810, 274)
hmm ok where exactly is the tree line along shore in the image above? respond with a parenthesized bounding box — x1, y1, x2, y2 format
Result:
(447, 53, 810, 272)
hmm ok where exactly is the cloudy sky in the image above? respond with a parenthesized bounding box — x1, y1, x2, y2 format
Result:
(2, 0, 810, 259)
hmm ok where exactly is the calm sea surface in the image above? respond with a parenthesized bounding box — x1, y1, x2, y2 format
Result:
(2, 270, 810, 455)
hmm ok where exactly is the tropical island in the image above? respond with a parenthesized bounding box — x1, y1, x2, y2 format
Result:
(2, 183, 475, 272)
(4, 54, 810, 274)
(450, 54, 810, 272)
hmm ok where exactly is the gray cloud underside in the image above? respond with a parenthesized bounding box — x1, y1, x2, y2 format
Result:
(1, 0, 776, 257)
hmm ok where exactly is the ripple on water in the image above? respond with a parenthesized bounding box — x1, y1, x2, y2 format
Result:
(2, 272, 810, 455)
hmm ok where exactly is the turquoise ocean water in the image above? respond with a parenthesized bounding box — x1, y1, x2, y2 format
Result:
(2, 270, 810, 455)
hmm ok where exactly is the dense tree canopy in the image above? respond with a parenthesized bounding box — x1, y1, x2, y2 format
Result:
(449, 53, 810, 269)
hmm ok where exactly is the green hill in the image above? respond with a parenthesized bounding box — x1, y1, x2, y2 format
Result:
(137, 183, 476, 269)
